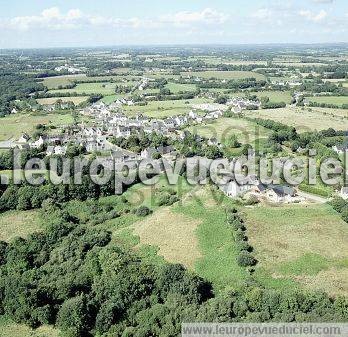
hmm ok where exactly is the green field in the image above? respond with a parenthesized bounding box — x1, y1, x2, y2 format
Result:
(0, 112, 74, 141)
(36, 96, 89, 105)
(250, 90, 292, 103)
(50, 82, 117, 95)
(124, 98, 211, 118)
(173, 188, 249, 291)
(182, 70, 266, 81)
(165, 82, 197, 93)
(308, 96, 348, 107)
(188, 117, 272, 147)
(100, 94, 124, 104)
(228, 91, 292, 104)
(247, 107, 348, 132)
(41, 74, 86, 89)
(245, 204, 348, 296)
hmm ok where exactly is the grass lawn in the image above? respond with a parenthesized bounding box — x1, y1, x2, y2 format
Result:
(49, 82, 117, 96)
(0, 317, 59, 337)
(0, 112, 73, 141)
(307, 96, 348, 107)
(0, 209, 42, 242)
(244, 203, 348, 296)
(247, 107, 348, 132)
(182, 70, 266, 81)
(36, 96, 89, 105)
(124, 98, 212, 118)
(187, 117, 272, 147)
(165, 82, 197, 93)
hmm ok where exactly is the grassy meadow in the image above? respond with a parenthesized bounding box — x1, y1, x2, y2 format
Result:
(49, 82, 117, 96)
(36, 96, 89, 105)
(245, 204, 348, 296)
(247, 107, 348, 132)
(188, 117, 272, 146)
(124, 98, 211, 118)
(182, 70, 266, 81)
(0, 112, 73, 141)
(307, 96, 348, 107)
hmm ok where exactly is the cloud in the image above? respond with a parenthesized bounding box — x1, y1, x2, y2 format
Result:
(312, 0, 333, 3)
(0, 7, 228, 31)
(250, 8, 273, 20)
(299, 9, 328, 22)
(160, 8, 229, 26)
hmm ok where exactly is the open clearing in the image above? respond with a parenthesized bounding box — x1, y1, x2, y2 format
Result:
(49, 82, 117, 95)
(165, 82, 197, 93)
(36, 96, 89, 105)
(247, 107, 348, 132)
(245, 204, 348, 296)
(0, 317, 58, 337)
(41, 74, 86, 89)
(173, 187, 250, 292)
(0, 112, 73, 140)
(134, 207, 201, 269)
(307, 96, 348, 107)
(0, 210, 41, 242)
(182, 71, 266, 81)
(230, 91, 292, 104)
(124, 98, 211, 118)
(188, 117, 272, 145)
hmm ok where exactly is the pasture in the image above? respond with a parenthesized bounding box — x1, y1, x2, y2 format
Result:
(41, 74, 86, 89)
(244, 204, 348, 296)
(188, 117, 272, 146)
(182, 70, 266, 81)
(49, 82, 117, 96)
(36, 96, 89, 105)
(247, 107, 348, 132)
(165, 82, 197, 93)
(124, 98, 211, 118)
(307, 96, 348, 107)
(0, 112, 73, 141)
(230, 91, 292, 104)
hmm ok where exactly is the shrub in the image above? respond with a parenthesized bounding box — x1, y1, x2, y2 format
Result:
(237, 251, 257, 267)
(57, 295, 89, 337)
(329, 197, 347, 213)
(135, 206, 152, 217)
(235, 229, 247, 242)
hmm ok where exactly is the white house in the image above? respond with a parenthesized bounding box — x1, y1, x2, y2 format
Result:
(333, 145, 348, 155)
(340, 187, 348, 200)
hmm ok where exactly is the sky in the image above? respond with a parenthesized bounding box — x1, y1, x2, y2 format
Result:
(0, 0, 347, 49)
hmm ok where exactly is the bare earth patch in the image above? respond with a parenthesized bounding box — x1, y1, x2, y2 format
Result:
(133, 207, 202, 269)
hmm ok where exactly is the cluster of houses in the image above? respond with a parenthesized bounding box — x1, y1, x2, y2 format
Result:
(227, 97, 261, 113)
(220, 175, 304, 204)
(54, 64, 82, 74)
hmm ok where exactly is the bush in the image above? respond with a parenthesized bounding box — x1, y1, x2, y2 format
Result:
(237, 251, 257, 267)
(135, 206, 152, 217)
(329, 197, 347, 213)
(56, 295, 89, 337)
(235, 229, 247, 242)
